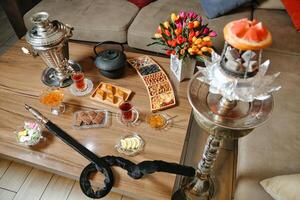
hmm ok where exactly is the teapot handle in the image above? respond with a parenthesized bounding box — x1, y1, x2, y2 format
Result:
(93, 41, 124, 56)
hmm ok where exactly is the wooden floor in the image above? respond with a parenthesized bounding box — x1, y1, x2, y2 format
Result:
(0, 158, 131, 200)
(0, 6, 236, 200)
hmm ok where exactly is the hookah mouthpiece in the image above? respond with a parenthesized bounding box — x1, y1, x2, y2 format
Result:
(24, 104, 49, 124)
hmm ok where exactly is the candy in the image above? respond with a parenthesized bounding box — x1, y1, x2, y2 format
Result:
(16, 121, 42, 146)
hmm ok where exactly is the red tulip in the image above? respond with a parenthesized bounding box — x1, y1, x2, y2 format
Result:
(165, 29, 171, 37)
(171, 40, 177, 47)
(176, 35, 185, 44)
(166, 50, 173, 55)
(188, 22, 194, 29)
(157, 26, 162, 34)
(189, 30, 195, 38)
(175, 27, 182, 36)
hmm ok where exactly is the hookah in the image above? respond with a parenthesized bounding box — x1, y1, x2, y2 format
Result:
(172, 18, 281, 200)
(24, 18, 280, 199)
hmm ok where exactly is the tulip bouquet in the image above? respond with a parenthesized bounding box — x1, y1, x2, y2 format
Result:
(148, 11, 217, 61)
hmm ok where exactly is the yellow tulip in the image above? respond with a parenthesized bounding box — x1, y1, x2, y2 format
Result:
(192, 45, 198, 51)
(197, 50, 203, 55)
(201, 47, 208, 52)
(194, 38, 202, 45)
(154, 33, 162, 38)
(203, 36, 211, 42)
(180, 49, 185, 55)
(192, 36, 197, 43)
(163, 21, 170, 29)
(193, 21, 200, 28)
(171, 13, 178, 22)
(207, 47, 213, 53)
(188, 48, 195, 55)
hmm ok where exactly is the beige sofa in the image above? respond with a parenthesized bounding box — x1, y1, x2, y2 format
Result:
(22, 1, 300, 200)
(234, 7, 300, 200)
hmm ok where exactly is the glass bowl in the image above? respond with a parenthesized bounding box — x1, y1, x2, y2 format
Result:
(40, 87, 65, 115)
(146, 113, 169, 130)
(115, 133, 144, 156)
(15, 121, 43, 146)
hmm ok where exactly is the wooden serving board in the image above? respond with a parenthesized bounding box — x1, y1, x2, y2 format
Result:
(127, 56, 176, 112)
(90, 82, 132, 107)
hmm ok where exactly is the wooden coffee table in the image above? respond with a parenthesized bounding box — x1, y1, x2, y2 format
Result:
(0, 39, 192, 200)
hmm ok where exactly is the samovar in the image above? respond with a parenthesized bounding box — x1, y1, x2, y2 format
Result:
(22, 12, 81, 87)
(173, 19, 281, 200)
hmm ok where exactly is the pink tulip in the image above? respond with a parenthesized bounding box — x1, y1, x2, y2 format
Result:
(197, 16, 202, 22)
(209, 31, 217, 37)
(176, 22, 183, 29)
(179, 11, 187, 19)
(187, 11, 198, 19)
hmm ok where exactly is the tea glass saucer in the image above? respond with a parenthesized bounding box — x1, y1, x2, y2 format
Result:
(69, 78, 93, 96)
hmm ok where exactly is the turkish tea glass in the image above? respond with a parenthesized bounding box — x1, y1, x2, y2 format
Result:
(119, 101, 134, 123)
(71, 72, 86, 91)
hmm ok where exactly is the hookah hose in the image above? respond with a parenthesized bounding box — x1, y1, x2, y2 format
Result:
(25, 104, 195, 199)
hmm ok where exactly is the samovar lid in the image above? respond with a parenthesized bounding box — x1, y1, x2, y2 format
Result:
(25, 12, 71, 47)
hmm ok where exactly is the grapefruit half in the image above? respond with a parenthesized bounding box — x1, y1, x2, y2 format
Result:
(224, 18, 272, 50)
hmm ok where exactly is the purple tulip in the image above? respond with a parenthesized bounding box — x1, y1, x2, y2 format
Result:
(209, 31, 217, 37)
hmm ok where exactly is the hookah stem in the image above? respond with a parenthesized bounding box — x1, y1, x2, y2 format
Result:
(198, 134, 223, 176)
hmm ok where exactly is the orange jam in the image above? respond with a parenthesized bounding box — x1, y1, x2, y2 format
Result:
(148, 114, 166, 129)
(40, 90, 64, 107)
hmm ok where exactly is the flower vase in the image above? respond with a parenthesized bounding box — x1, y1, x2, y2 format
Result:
(170, 55, 196, 82)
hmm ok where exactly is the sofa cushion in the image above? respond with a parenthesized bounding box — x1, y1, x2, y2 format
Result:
(255, 0, 285, 9)
(127, 0, 155, 8)
(260, 174, 300, 200)
(200, 0, 251, 19)
(127, 0, 251, 54)
(234, 50, 300, 200)
(281, 0, 300, 31)
(23, 0, 139, 43)
(253, 9, 300, 54)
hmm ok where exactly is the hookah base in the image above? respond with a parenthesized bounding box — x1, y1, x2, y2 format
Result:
(172, 176, 214, 200)
(41, 60, 82, 88)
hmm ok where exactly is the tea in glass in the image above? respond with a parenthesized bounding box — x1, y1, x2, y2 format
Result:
(72, 72, 86, 91)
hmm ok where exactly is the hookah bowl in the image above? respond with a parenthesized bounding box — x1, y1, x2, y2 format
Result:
(22, 12, 81, 87)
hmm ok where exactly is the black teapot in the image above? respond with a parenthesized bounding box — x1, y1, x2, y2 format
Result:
(93, 41, 126, 79)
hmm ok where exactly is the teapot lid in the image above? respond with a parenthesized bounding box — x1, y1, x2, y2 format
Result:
(99, 49, 119, 61)
(25, 12, 72, 47)
(95, 49, 126, 71)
